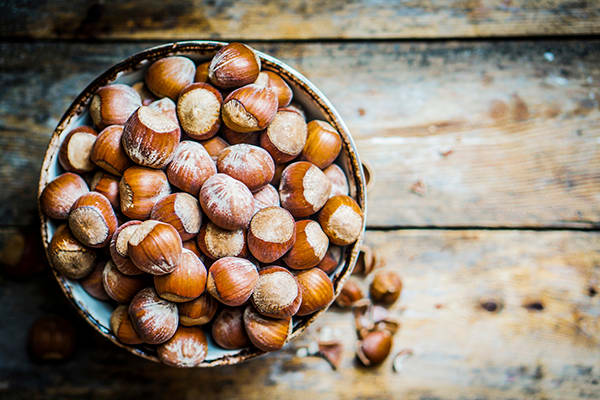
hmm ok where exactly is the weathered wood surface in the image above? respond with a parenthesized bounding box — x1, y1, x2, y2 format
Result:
(1, 228, 598, 399)
(2, 0, 600, 40)
(0, 41, 598, 228)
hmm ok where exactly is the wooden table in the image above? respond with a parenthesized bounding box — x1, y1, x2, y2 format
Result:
(0, 1, 599, 399)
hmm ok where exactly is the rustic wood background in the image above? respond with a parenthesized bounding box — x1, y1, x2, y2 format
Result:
(0, 1, 598, 399)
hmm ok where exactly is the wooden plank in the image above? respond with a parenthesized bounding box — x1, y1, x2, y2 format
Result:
(1, 228, 598, 399)
(1, 0, 600, 40)
(0, 41, 599, 227)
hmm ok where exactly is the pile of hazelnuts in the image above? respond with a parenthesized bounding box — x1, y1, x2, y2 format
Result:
(39, 43, 364, 367)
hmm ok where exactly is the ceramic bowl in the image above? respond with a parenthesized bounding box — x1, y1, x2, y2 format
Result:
(38, 41, 367, 366)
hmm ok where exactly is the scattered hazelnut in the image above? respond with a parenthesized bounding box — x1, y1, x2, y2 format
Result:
(217, 144, 275, 191)
(166, 140, 217, 196)
(323, 164, 349, 197)
(336, 279, 364, 307)
(129, 287, 179, 345)
(90, 125, 132, 176)
(28, 315, 76, 362)
(222, 84, 278, 133)
(58, 126, 98, 173)
(128, 220, 183, 275)
(283, 220, 329, 270)
(68, 192, 117, 248)
(178, 293, 218, 326)
(0, 226, 45, 279)
(154, 249, 207, 302)
(317, 245, 342, 274)
(207, 256, 258, 306)
(247, 206, 296, 263)
(200, 136, 229, 161)
(295, 267, 334, 316)
(209, 43, 261, 89)
(102, 260, 147, 304)
(109, 220, 144, 275)
(48, 224, 96, 279)
(259, 71, 292, 107)
(177, 82, 222, 140)
(243, 305, 292, 352)
(318, 195, 364, 246)
(157, 326, 208, 367)
(148, 97, 178, 124)
(119, 166, 170, 219)
(251, 266, 302, 318)
(80, 259, 110, 301)
(89, 84, 142, 129)
(211, 307, 250, 350)
(370, 270, 402, 305)
(353, 244, 381, 276)
(40, 173, 89, 220)
(199, 173, 255, 230)
(222, 125, 260, 146)
(356, 330, 392, 366)
(90, 171, 120, 209)
(131, 81, 155, 106)
(194, 61, 210, 83)
(150, 193, 202, 241)
(252, 183, 280, 213)
(145, 56, 196, 100)
(260, 110, 307, 163)
(301, 120, 342, 169)
(110, 305, 143, 345)
(279, 161, 332, 217)
(196, 221, 247, 260)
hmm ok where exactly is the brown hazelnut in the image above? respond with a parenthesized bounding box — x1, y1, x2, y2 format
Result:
(221, 84, 277, 133)
(0, 226, 45, 279)
(102, 260, 147, 303)
(317, 195, 364, 246)
(166, 140, 216, 196)
(357, 330, 392, 366)
(40, 173, 89, 220)
(251, 266, 302, 318)
(353, 244, 381, 276)
(247, 206, 296, 263)
(252, 183, 280, 213)
(317, 245, 342, 274)
(150, 193, 202, 241)
(259, 71, 292, 108)
(109, 220, 144, 275)
(178, 293, 218, 326)
(323, 164, 349, 197)
(58, 126, 98, 173)
(90, 171, 120, 209)
(209, 43, 261, 89)
(131, 81, 155, 106)
(279, 161, 331, 217)
(28, 315, 76, 362)
(157, 326, 208, 367)
(200, 136, 229, 161)
(90, 84, 142, 129)
(196, 221, 247, 260)
(148, 97, 178, 124)
(128, 220, 183, 275)
(154, 249, 207, 302)
(177, 82, 223, 140)
(122, 105, 181, 169)
(199, 173, 255, 230)
(91, 125, 132, 176)
(68, 192, 117, 248)
(119, 166, 170, 219)
(217, 144, 275, 191)
(79, 259, 110, 301)
(301, 120, 342, 169)
(110, 305, 143, 345)
(369, 270, 402, 305)
(260, 110, 307, 163)
(283, 220, 328, 270)
(129, 287, 179, 344)
(207, 256, 258, 306)
(145, 56, 196, 100)
(222, 125, 260, 146)
(211, 307, 250, 349)
(336, 279, 364, 307)
(295, 267, 334, 316)
(194, 61, 210, 83)
(243, 305, 292, 352)
(48, 224, 96, 279)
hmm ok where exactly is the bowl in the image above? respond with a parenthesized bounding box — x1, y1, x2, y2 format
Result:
(38, 41, 367, 366)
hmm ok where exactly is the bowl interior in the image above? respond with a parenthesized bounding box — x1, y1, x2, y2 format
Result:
(39, 41, 367, 366)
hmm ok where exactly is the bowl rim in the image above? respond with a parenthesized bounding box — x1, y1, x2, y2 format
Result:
(38, 40, 367, 367)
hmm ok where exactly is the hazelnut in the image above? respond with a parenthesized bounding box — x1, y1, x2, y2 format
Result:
(145, 56, 196, 100)
(221, 84, 278, 133)
(0, 226, 45, 279)
(148, 97, 178, 124)
(252, 183, 280, 213)
(90, 171, 120, 209)
(182, 239, 203, 259)
(129, 287, 179, 344)
(79, 259, 110, 301)
(102, 260, 147, 303)
(90, 84, 142, 129)
(336, 279, 364, 307)
(178, 293, 218, 326)
(279, 161, 331, 217)
(128, 220, 183, 275)
(122, 105, 181, 169)
(369, 271, 402, 305)
(259, 71, 292, 108)
(68, 192, 117, 248)
(260, 110, 307, 163)
(166, 140, 216, 196)
(119, 166, 170, 219)
(177, 82, 223, 140)
(58, 126, 98, 173)
(209, 42, 261, 89)
(353, 244, 380, 276)
(247, 206, 296, 263)
(251, 266, 302, 318)
(196, 221, 247, 260)
(217, 144, 275, 191)
(40, 173, 89, 220)
(323, 164, 349, 197)
(295, 267, 334, 316)
(283, 220, 328, 270)
(48, 224, 96, 279)
(131, 81, 155, 106)
(28, 315, 76, 362)
(157, 326, 208, 367)
(357, 330, 392, 366)
(207, 256, 258, 306)
(243, 305, 292, 352)
(199, 173, 255, 230)
(211, 307, 250, 349)
(91, 125, 132, 176)
(222, 125, 260, 146)
(194, 61, 210, 83)
(317, 195, 364, 246)
(110, 305, 143, 345)
(150, 193, 202, 241)
(301, 120, 342, 169)
(154, 249, 207, 302)
(109, 220, 144, 275)
(318, 245, 342, 274)
(200, 136, 229, 161)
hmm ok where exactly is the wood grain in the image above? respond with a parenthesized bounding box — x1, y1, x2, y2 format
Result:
(1, 228, 598, 399)
(0, 41, 598, 228)
(1, 0, 599, 40)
